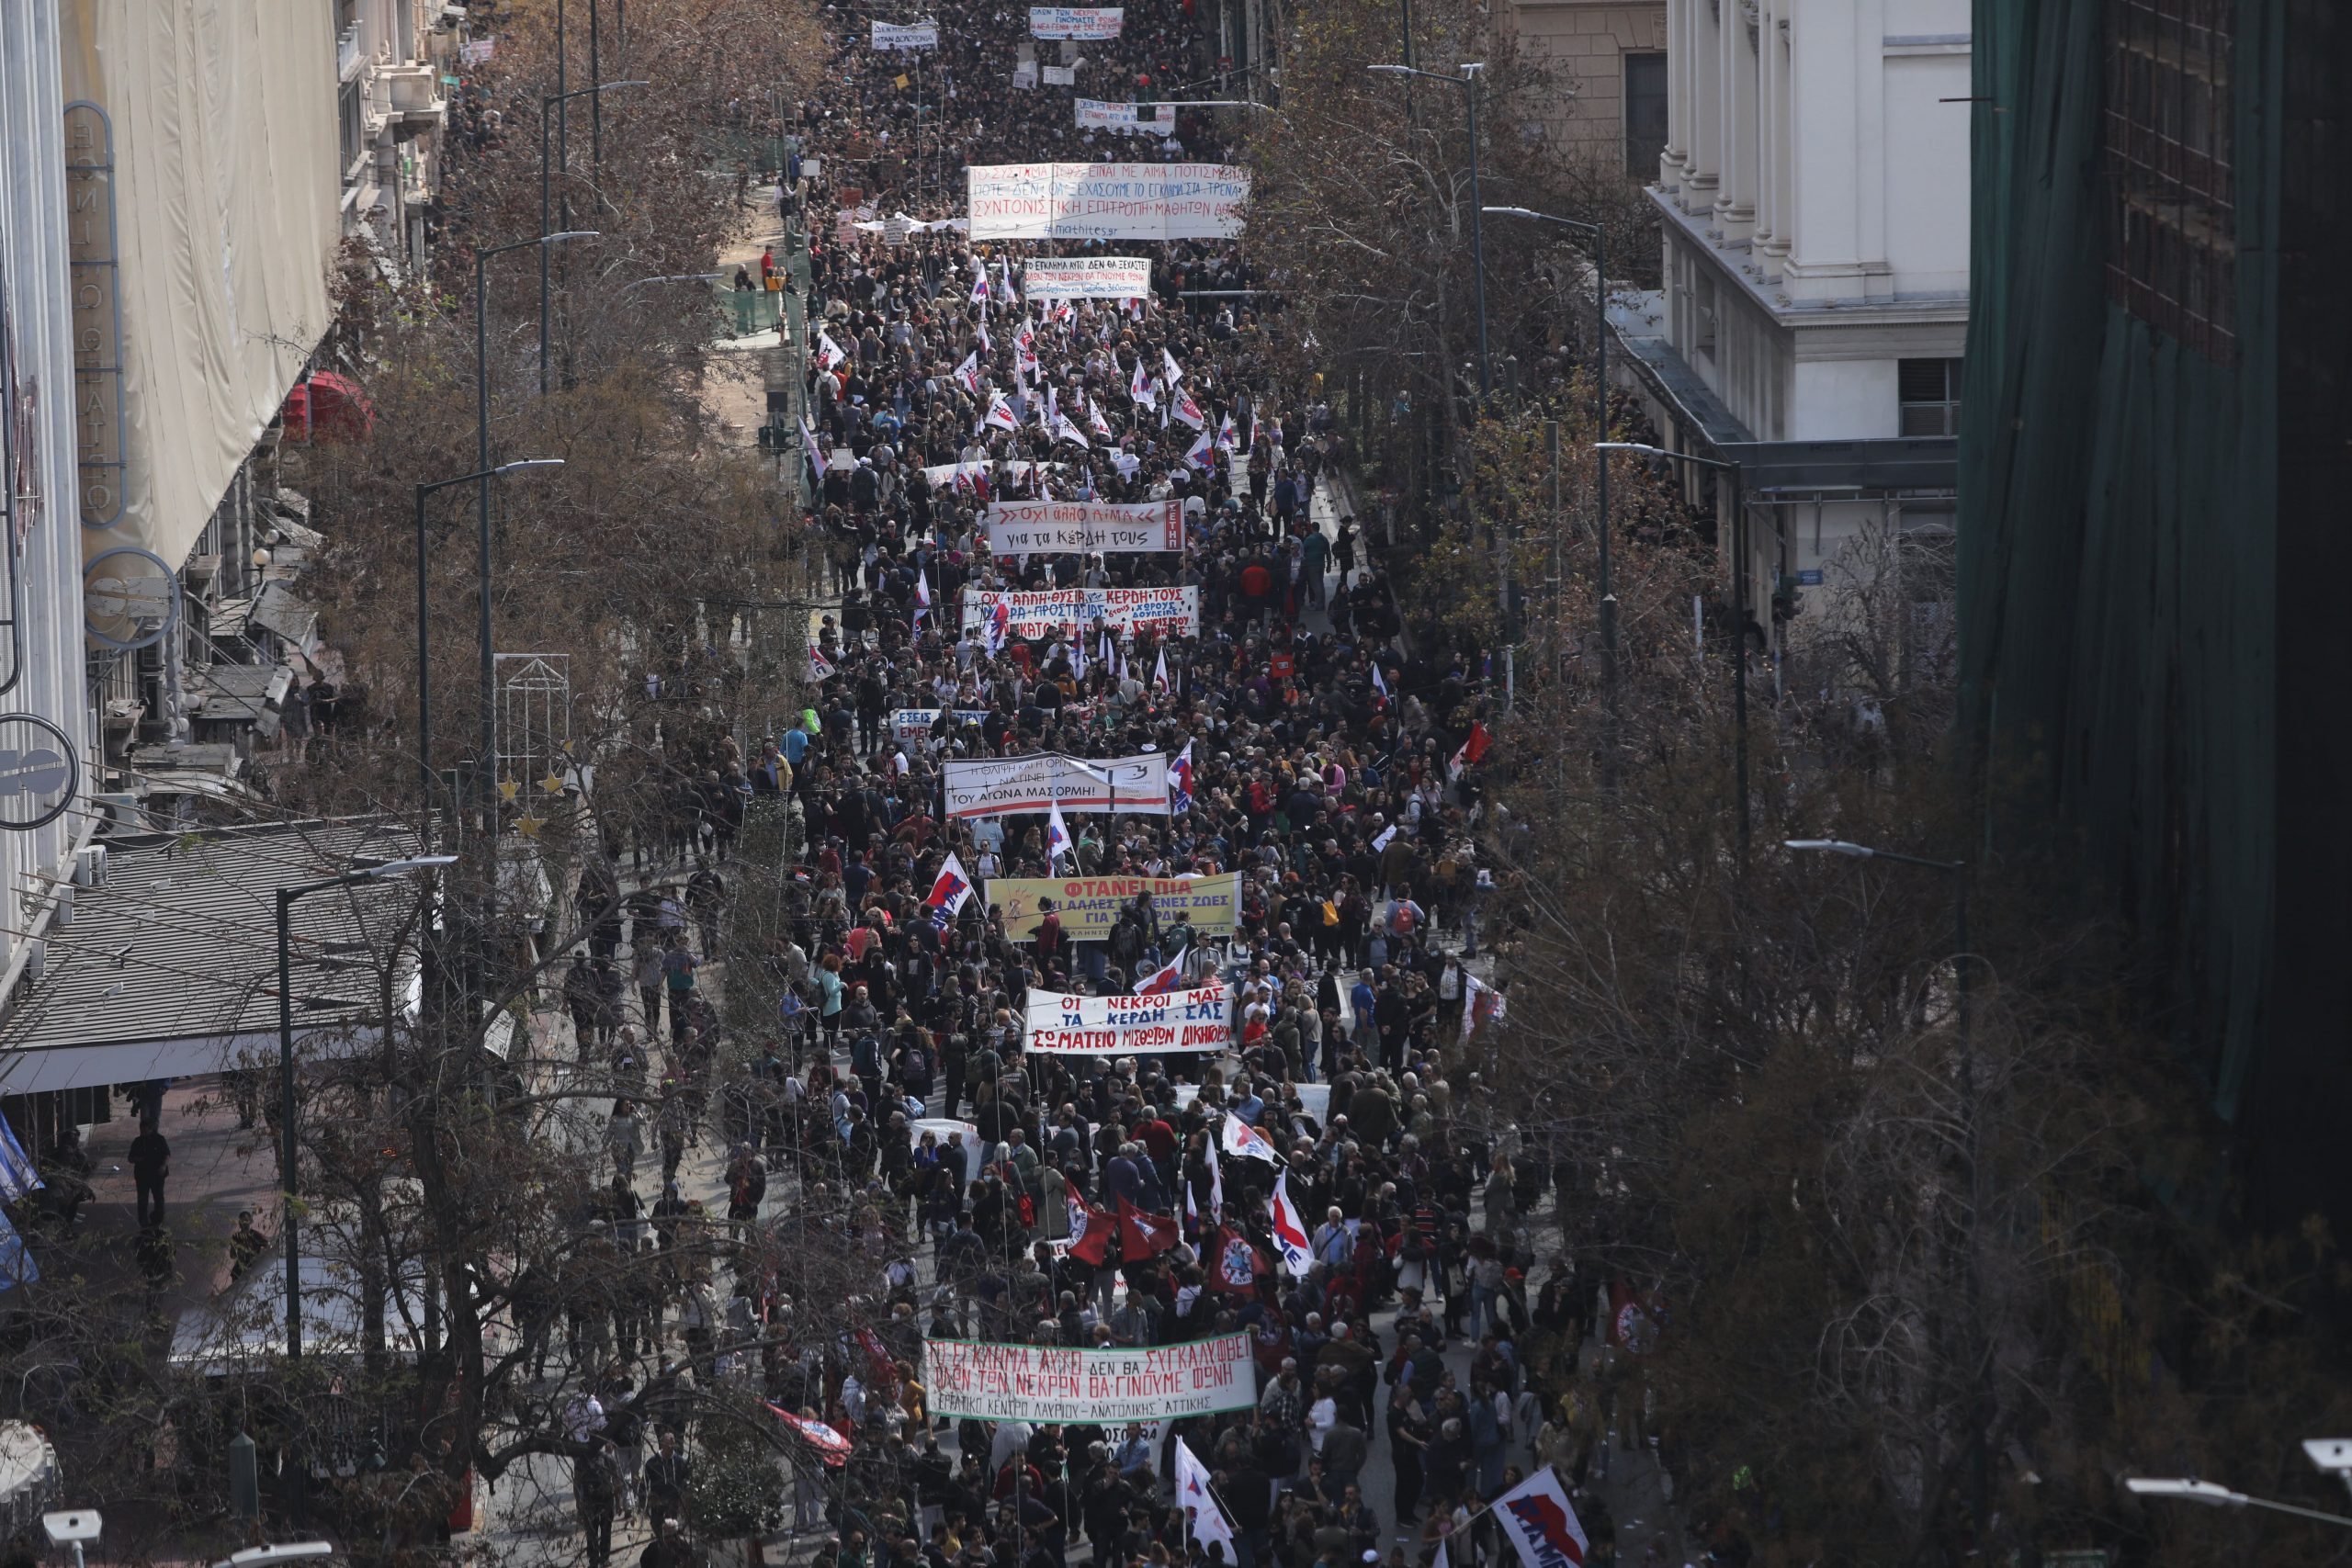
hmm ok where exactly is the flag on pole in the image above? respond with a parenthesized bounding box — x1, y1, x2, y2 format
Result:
(769, 1404, 854, 1467)
(1130, 358, 1157, 407)
(1162, 346, 1185, 384)
(1250, 409, 1265, 450)
(1150, 646, 1170, 694)
(955, 351, 982, 397)
(1169, 739, 1195, 814)
(1069, 633, 1089, 682)
(1215, 412, 1238, 452)
(977, 317, 992, 354)
(1221, 1113, 1280, 1164)
(1271, 1171, 1313, 1277)
(1463, 973, 1509, 1045)
(1450, 721, 1495, 778)
(1176, 1439, 1238, 1562)
(1089, 396, 1114, 438)
(1055, 412, 1092, 448)
(923, 852, 976, 931)
(1491, 1466, 1592, 1568)
(1208, 1224, 1265, 1294)
(1370, 662, 1390, 698)
(801, 417, 829, 480)
(986, 597, 1013, 652)
(1065, 1175, 1115, 1264)
(816, 328, 848, 369)
(1204, 1118, 1224, 1220)
(1046, 799, 1074, 868)
(970, 270, 989, 306)
(808, 642, 837, 681)
(912, 570, 933, 626)
(1117, 1196, 1181, 1258)
(1171, 388, 1206, 429)
(1183, 424, 1216, 468)
(983, 392, 1020, 432)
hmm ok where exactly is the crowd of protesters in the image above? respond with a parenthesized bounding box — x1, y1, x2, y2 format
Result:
(539, 2, 1675, 1566)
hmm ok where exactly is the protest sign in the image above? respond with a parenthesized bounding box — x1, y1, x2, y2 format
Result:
(943, 752, 1171, 818)
(989, 872, 1239, 941)
(1076, 99, 1176, 136)
(925, 1332, 1255, 1424)
(1022, 256, 1153, 299)
(1042, 63, 1076, 85)
(1023, 981, 1233, 1055)
(921, 458, 1062, 489)
(1029, 6, 1124, 38)
(967, 163, 1249, 242)
(871, 17, 939, 48)
(984, 499, 1183, 553)
(959, 585, 1198, 639)
(888, 708, 993, 745)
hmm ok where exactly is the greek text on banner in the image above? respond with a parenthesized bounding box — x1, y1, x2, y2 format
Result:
(871, 18, 938, 48)
(943, 752, 1171, 818)
(1028, 6, 1124, 38)
(961, 585, 1198, 639)
(925, 1332, 1257, 1424)
(1023, 982, 1232, 1055)
(967, 163, 1249, 243)
(989, 872, 1239, 941)
(986, 499, 1183, 554)
(1023, 257, 1153, 299)
(1077, 99, 1176, 136)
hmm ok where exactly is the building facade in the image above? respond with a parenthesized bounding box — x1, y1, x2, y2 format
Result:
(1497, 0, 1669, 175)
(336, 0, 458, 281)
(1618, 0, 1969, 645)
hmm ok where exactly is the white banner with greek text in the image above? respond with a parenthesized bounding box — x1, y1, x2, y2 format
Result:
(985, 499, 1183, 554)
(960, 585, 1198, 639)
(1023, 982, 1232, 1055)
(1023, 257, 1154, 299)
(1028, 6, 1124, 38)
(943, 752, 1171, 818)
(925, 1332, 1256, 1423)
(967, 163, 1249, 242)
(1076, 99, 1177, 136)
(871, 18, 939, 48)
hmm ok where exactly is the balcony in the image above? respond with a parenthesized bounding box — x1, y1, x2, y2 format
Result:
(376, 61, 447, 123)
(337, 22, 366, 83)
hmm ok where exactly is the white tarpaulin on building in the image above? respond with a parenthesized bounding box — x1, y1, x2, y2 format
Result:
(925, 1332, 1257, 1423)
(960, 585, 1199, 638)
(967, 163, 1249, 241)
(985, 499, 1183, 553)
(1023, 256, 1153, 298)
(942, 751, 1170, 818)
(1023, 981, 1232, 1055)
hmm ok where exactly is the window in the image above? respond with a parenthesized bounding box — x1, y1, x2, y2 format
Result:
(1692, 276, 1719, 357)
(339, 80, 365, 179)
(1624, 52, 1668, 176)
(2104, 0, 2235, 365)
(1898, 357, 1963, 437)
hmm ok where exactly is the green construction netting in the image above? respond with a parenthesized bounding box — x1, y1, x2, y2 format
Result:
(1955, 0, 2280, 1120)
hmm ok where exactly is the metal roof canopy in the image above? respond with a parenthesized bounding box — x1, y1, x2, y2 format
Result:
(1717, 436, 1960, 494)
(0, 817, 428, 1096)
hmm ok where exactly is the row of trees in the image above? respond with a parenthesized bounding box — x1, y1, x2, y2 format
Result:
(1247, 0, 2352, 1562)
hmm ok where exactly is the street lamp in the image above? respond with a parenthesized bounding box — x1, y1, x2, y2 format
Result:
(2125, 1476, 2352, 1529)
(1366, 62, 1489, 400)
(475, 231, 596, 814)
(1485, 206, 1613, 731)
(413, 462, 564, 813)
(541, 82, 648, 393)
(274, 853, 456, 1516)
(1599, 440, 1749, 856)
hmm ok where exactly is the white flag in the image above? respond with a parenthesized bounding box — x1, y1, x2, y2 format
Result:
(1162, 346, 1184, 384)
(1175, 1439, 1237, 1563)
(1046, 799, 1073, 868)
(1490, 1466, 1591, 1568)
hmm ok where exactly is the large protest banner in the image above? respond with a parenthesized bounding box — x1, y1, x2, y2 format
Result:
(1023, 256, 1153, 299)
(871, 18, 939, 48)
(960, 585, 1198, 639)
(967, 163, 1249, 242)
(1076, 99, 1176, 136)
(1023, 982, 1233, 1055)
(944, 752, 1171, 818)
(990, 872, 1239, 941)
(926, 1332, 1256, 1424)
(1028, 5, 1124, 37)
(985, 499, 1183, 554)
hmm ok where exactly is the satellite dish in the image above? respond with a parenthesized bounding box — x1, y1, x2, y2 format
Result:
(83, 546, 176, 650)
(0, 716, 79, 831)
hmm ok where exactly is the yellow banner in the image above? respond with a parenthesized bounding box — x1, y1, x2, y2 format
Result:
(988, 873, 1240, 942)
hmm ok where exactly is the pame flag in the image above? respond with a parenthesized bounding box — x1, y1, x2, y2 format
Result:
(925, 853, 976, 930)
(1493, 1467, 1590, 1568)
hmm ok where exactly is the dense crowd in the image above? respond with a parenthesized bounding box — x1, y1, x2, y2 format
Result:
(543, 4, 1662, 1567)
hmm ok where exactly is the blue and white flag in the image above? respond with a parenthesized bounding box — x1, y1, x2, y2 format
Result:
(0, 1212, 39, 1292)
(0, 1118, 41, 1205)
(1046, 800, 1073, 870)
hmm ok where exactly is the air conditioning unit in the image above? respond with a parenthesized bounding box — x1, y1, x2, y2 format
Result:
(74, 845, 109, 888)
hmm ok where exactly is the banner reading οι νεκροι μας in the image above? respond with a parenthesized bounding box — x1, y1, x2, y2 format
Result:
(924, 1332, 1257, 1423)
(1021, 981, 1232, 1055)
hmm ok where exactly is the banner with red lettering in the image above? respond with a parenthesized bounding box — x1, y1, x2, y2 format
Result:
(923, 1331, 1258, 1423)
(1023, 982, 1232, 1055)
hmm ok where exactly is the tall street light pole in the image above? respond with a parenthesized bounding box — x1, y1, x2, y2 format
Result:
(413, 462, 565, 817)
(1600, 441, 1747, 855)
(476, 232, 596, 813)
(1485, 207, 1613, 739)
(1784, 837, 1977, 1528)
(540, 82, 645, 394)
(1366, 63, 1489, 400)
(276, 853, 457, 1517)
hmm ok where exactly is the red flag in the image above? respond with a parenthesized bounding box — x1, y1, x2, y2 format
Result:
(1209, 1226, 1267, 1294)
(1607, 1279, 1662, 1355)
(1065, 1176, 1114, 1265)
(1117, 1195, 1180, 1258)
(768, 1403, 854, 1467)
(856, 1325, 900, 1396)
